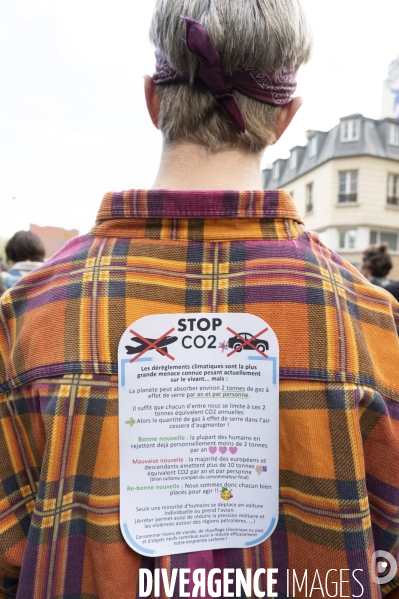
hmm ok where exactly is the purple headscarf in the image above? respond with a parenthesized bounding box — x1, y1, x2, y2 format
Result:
(153, 16, 298, 135)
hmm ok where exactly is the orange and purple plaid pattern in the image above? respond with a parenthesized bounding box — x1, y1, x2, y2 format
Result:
(0, 189, 399, 598)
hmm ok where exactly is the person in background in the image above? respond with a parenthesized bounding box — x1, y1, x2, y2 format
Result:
(1, 230, 45, 290)
(361, 242, 399, 302)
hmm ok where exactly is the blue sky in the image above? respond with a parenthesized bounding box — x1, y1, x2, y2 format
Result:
(1, 0, 399, 237)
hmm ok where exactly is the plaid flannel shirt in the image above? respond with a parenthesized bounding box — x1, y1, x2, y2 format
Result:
(0, 189, 399, 599)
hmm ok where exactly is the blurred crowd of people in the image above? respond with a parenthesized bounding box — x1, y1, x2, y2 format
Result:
(0, 230, 399, 304)
(0, 230, 45, 295)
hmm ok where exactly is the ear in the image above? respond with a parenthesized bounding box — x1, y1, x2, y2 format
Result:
(144, 75, 161, 129)
(273, 97, 303, 143)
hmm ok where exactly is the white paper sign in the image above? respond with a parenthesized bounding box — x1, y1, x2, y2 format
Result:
(118, 313, 279, 557)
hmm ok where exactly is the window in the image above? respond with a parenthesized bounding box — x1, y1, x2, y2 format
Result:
(389, 123, 399, 146)
(370, 230, 399, 252)
(318, 231, 328, 245)
(273, 162, 280, 179)
(341, 120, 360, 142)
(338, 170, 358, 203)
(388, 174, 399, 205)
(305, 183, 314, 213)
(339, 230, 357, 250)
(289, 151, 297, 170)
(381, 233, 399, 251)
(308, 136, 317, 158)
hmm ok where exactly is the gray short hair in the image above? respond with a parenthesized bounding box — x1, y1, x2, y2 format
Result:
(150, 0, 313, 153)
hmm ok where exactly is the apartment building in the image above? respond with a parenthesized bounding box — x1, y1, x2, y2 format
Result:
(263, 114, 399, 276)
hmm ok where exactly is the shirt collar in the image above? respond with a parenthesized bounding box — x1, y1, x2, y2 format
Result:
(93, 189, 305, 242)
(96, 189, 303, 223)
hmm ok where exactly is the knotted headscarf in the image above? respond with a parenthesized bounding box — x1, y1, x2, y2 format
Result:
(153, 16, 298, 136)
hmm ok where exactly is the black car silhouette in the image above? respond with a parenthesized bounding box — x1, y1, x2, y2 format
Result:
(228, 333, 268, 353)
(126, 335, 178, 355)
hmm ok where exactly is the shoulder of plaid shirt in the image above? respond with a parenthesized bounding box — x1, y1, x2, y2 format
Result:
(0, 188, 398, 599)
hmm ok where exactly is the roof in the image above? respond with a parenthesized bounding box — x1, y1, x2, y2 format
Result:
(263, 116, 399, 189)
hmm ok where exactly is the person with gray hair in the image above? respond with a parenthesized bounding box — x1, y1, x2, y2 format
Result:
(145, 0, 311, 189)
(0, 1, 399, 598)
(149, 0, 312, 153)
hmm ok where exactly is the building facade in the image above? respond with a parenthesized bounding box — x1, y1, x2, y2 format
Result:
(263, 115, 399, 277)
(30, 224, 79, 259)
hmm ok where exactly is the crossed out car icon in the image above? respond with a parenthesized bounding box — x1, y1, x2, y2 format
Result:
(228, 333, 269, 353)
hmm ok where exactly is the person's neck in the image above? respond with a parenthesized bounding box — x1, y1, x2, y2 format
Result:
(152, 142, 264, 190)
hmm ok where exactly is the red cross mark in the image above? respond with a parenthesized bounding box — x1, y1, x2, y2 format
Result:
(226, 327, 269, 359)
(129, 328, 176, 363)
